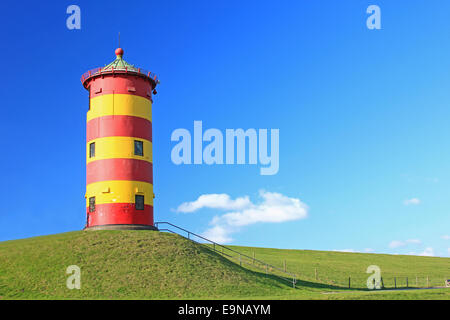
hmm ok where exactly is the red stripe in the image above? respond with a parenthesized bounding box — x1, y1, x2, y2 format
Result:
(86, 158, 153, 184)
(87, 74, 153, 100)
(87, 115, 152, 142)
(86, 203, 153, 227)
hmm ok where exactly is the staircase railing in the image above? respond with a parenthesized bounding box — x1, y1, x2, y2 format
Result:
(154, 221, 297, 288)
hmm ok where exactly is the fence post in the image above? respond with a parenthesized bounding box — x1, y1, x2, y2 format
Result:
(315, 268, 318, 281)
(394, 277, 397, 289)
(348, 277, 351, 289)
(239, 254, 242, 267)
(381, 277, 384, 289)
(253, 251, 255, 264)
(426, 276, 429, 287)
(416, 276, 418, 287)
(284, 260, 286, 272)
(406, 277, 408, 288)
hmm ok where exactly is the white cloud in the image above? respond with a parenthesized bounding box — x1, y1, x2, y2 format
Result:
(441, 235, 450, 240)
(404, 198, 421, 206)
(201, 225, 232, 243)
(388, 239, 421, 248)
(407, 247, 435, 257)
(389, 240, 404, 249)
(178, 190, 308, 243)
(332, 248, 374, 253)
(176, 194, 251, 213)
(419, 247, 434, 257)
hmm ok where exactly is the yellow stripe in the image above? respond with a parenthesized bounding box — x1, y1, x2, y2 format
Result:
(87, 136, 152, 164)
(87, 94, 152, 122)
(86, 180, 153, 206)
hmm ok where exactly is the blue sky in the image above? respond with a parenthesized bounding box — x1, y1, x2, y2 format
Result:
(0, 0, 449, 257)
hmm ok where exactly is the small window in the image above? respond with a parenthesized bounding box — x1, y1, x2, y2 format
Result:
(135, 195, 144, 210)
(89, 197, 96, 212)
(89, 142, 95, 158)
(134, 140, 143, 156)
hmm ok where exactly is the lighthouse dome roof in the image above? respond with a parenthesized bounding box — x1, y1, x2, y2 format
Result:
(102, 48, 139, 72)
(81, 48, 159, 89)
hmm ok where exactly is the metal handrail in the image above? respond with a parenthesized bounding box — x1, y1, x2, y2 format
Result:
(154, 221, 297, 288)
(81, 66, 159, 85)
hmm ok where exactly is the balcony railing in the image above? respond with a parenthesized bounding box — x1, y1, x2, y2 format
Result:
(81, 66, 159, 85)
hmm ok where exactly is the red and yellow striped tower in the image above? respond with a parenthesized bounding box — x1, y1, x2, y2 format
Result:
(81, 48, 159, 230)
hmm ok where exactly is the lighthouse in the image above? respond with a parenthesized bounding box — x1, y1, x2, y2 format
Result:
(81, 48, 158, 230)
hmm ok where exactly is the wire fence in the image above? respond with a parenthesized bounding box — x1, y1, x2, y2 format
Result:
(216, 256, 449, 290)
(290, 269, 449, 289)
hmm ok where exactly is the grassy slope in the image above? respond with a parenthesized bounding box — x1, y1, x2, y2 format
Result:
(0, 231, 292, 299)
(0, 230, 448, 300)
(222, 245, 450, 289)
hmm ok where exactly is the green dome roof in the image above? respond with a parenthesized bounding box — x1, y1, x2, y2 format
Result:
(102, 48, 139, 72)
(81, 48, 159, 89)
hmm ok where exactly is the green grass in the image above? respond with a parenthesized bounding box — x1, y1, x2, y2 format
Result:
(0, 230, 448, 300)
(216, 245, 450, 289)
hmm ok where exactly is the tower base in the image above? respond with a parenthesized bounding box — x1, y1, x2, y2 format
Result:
(84, 224, 159, 231)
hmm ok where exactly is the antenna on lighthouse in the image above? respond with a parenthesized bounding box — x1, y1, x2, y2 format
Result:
(118, 32, 121, 48)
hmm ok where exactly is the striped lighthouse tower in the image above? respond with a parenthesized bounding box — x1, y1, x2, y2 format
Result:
(81, 48, 159, 230)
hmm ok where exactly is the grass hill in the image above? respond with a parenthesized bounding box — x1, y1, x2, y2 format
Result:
(0, 230, 448, 300)
(0, 230, 289, 299)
